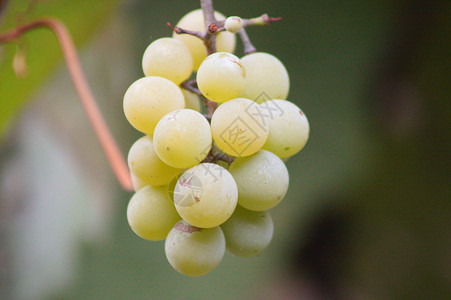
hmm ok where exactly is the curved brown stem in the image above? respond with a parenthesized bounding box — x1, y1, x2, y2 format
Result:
(0, 18, 133, 192)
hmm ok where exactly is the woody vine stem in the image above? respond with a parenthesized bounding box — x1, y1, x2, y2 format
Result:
(0, 0, 280, 192)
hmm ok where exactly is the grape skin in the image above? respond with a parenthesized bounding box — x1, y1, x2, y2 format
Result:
(123, 76, 185, 135)
(221, 205, 274, 257)
(229, 150, 289, 211)
(165, 221, 225, 276)
(142, 37, 193, 85)
(196, 52, 246, 103)
(211, 98, 269, 157)
(261, 99, 310, 158)
(239, 52, 290, 103)
(174, 163, 238, 228)
(172, 9, 236, 71)
(127, 135, 182, 187)
(127, 186, 181, 241)
(153, 109, 212, 168)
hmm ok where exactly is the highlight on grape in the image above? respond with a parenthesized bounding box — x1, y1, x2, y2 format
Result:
(123, 4, 310, 277)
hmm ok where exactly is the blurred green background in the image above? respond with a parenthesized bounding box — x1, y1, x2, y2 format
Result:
(0, 0, 449, 299)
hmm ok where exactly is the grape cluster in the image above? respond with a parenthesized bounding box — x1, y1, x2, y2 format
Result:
(123, 9, 309, 277)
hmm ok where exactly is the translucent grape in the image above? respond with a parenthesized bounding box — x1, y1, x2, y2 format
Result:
(142, 38, 193, 85)
(221, 205, 273, 257)
(196, 52, 246, 103)
(211, 98, 269, 157)
(224, 16, 243, 33)
(261, 99, 310, 158)
(229, 150, 289, 211)
(181, 88, 201, 112)
(172, 9, 236, 70)
(123, 76, 185, 135)
(239, 52, 289, 103)
(174, 163, 238, 228)
(127, 185, 181, 241)
(165, 221, 225, 276)
(127, 136, 182, 187)
(153, 109, 212, 168)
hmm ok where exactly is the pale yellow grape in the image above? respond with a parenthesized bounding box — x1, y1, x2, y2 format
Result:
(181, 88, 201, 112)
(229, 150, 289, 211)
(127, 136, 182, 186)
(261, 100, 310, 158)
(239, 52, 290, 103)
(211, 98, 269, 157)
(165, 221, 225, 276)
(224, 16, 243, 33)
(221, 205, 273, 257)
(123, 76, 185, 135)
(130, 172, 147, 191)
(127, 185, 181, 241)
(142, 38, 193, 85)
(172, 9, 236, 70)
(153, 109, 212, 168)
(174, 163, 238, 228)
(197, 52, 246, 102)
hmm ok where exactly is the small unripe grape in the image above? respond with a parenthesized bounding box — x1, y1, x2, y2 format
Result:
(165, 221, 225, 276)
(197, 52, 246, 103)
(224, 16, 243, 33)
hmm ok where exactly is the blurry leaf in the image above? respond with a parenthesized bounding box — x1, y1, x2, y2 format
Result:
(0, 0, 119, 140)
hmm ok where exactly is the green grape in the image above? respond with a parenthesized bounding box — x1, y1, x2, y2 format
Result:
(211, 98, 269, 157)
(196, 52, 246, 103)
(123, 76, 185, 135)
(239, 52, 289, 103)
(130, 172, 147, 191)
(174, 163, 238, 228)
(172, 9, 236, 71)
(142, 37, 193, 85)
(153, 109, 212, 168)
(224, 16, 243, 34)
(229, 150, 289, 211)
(181, 88, 201, 112)
(261, 100, 310, 158)
(165, 221, 225, 276)
(127, 185, 181, 241)
(127, 135, 182, 186)
(221, 205, 273, 257)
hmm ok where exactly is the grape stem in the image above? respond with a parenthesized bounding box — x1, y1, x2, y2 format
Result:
(238, 28, 257, 55)
(0, 18, 134, 192)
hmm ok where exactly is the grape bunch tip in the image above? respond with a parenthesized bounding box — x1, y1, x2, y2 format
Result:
(123, 5, 310, 277)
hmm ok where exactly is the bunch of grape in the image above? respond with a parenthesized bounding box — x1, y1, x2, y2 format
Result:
(123, 9, 309, 277)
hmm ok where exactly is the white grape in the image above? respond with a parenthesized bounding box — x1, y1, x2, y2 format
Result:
(221, 205, 273, 257)
(153, 109, 212, 168)
(211, 98, 269, 157)
(229, 150, 289, 211)
(127, 185, 181, 241)
(261, 99, 310, 158)
(174, 163, 238, 228)
(130, 172, 147, 191)
(196, 52, 246, 103)
(239, 52, 289, 103)
(142, 38, 193, 85)
(224, 16, 243, 34)
(123, 76, 185, 135)
(127, 135, 182, 187)
(172, 9, 236, 71)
